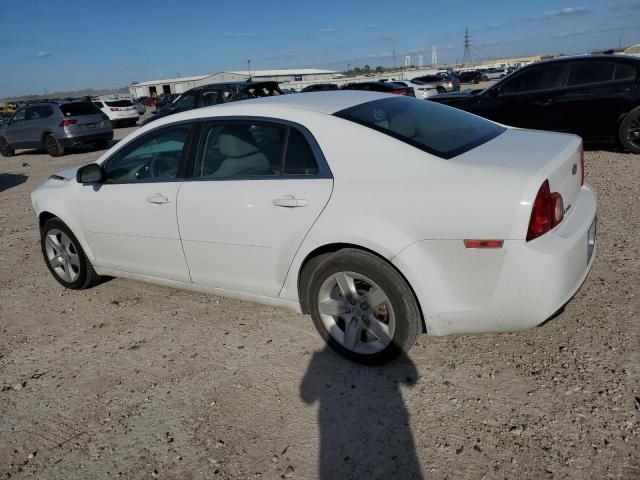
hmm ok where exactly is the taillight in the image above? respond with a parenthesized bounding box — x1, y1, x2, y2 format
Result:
(526, 180, 564, 241)
(59, 119, 77, 127)
(110, 107, 121, 111)
(580, 142, 584, 186)
(389, 89, 408, 95)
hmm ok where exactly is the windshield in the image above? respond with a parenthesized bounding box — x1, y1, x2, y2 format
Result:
(335, 96, 505, 159)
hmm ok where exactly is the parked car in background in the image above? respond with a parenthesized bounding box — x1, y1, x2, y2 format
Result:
(481, 68, 509, 80)
(141, 81, 283, 126)
(93, 99, 139, 127)
(429, 55, 640, 153)
(410, 74, 460, 93)
(458, 70, 489, 84)
(391, 80, 438, 99)
(301, 83, 340, 92)
(32, 91, 596, 364)
(0, 100, 112, 157)
(341, 81, 414, 96)
(132, 99, 147, 115)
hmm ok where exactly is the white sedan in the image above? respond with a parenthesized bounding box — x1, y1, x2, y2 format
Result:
(31, 91, 597, 364)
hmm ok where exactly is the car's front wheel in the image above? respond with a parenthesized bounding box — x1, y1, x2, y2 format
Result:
(619, 107, 640, 154)
(43, 134, 64, 157)
(94, 139, 110, 150)
(41, 218, 101, 289)
(306, 249, 421, 364)
(0, 137, 15, 157)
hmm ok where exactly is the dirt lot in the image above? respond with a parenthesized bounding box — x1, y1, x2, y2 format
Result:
(1, 115, 639, 479)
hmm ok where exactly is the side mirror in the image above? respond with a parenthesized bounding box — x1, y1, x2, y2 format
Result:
(76, 163, 104, 184)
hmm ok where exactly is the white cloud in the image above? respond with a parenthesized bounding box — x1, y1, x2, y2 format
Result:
(319, 27, 336, 33)
(543, 6, 590, 17)
(35, 51, 52, 58)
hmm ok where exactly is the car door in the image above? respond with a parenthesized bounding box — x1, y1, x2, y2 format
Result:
(478, 62, 568, 130)
(177, 119, 333, 297)
(25, 105, 52, 144)
(76, 123, 195, 282)
(5, 107, 29, 146)
(552, 60, 637, 141)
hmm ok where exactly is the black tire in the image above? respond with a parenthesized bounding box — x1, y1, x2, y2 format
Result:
(94, 138, 111, 150)
(41, 218, 101, 289)
(436, 87, 446, 94)
(43, 134, 64, 157)
(619, 107, 640, 154)
(305, 248, 421, 364)
(0, 137, 15, 157)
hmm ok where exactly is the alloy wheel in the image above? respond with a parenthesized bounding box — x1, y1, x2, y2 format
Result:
(317, 271, 395, 355)
(44, 229, 81, 283)
(626, 116, 640, 149)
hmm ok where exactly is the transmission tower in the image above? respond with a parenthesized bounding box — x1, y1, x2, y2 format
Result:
(462, 27, 472, 65)
(431, 45, 438, 66)
(418, 54, 424, 68)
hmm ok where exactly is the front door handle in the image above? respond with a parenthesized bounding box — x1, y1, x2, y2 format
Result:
(146, 193, 170, 204)
(273, 195, 309, 208)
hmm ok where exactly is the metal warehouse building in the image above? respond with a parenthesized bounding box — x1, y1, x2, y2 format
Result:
(129, 69, 338, 97)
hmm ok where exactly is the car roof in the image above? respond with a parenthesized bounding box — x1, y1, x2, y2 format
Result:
(525, 54, 640, 67)
(229, 90, 392, 114)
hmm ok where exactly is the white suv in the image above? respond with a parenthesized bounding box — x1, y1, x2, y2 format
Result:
(391, 80, 438, 100)
(93, 99, 139, 127)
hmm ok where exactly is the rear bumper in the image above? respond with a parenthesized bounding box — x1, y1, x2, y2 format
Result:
(110, 116, 139, 124)
(393, 184, 597, 336)
(58, 131, 113, 147)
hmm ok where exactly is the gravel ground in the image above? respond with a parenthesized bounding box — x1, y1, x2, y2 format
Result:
(0, 115, 639, 479)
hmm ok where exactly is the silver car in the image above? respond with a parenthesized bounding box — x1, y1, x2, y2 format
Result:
(409, 74, 460, 93)
(0, 101, 113, 157)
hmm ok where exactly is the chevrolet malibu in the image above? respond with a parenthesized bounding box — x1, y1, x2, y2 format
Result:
(31, 91, 597, 363)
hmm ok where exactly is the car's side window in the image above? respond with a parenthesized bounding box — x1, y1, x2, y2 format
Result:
(567, 61, 615, 87)
(173, 93, 197, 112)
(93, 102, 104, 109)
(12, 108, 27, 123)
(501, 65, 564, 94)
(614, 63, 637, 81)
(103, 125, 191, 184)
(284, 128, 319, 175)
(29, 106, 53, 119)
(201, 90, 223, 107)
(195, 121, 286, 178)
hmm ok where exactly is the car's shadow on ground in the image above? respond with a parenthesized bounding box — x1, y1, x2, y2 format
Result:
(300, 346, 424, 479)
(0, 172, 28, 192)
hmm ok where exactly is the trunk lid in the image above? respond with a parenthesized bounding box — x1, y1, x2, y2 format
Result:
(454, 128, 583, 227)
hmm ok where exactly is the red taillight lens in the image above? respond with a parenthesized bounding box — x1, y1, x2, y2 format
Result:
(580, 142, 584, 186)
(389, 89, 408, 95)
(59, 119, 77, 127)
(527, 180, 564, 241)
(110, 107, 120, 111)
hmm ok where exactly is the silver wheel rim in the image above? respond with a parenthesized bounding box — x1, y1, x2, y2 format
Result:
(44, 229, 81, 283)
(317, 271, 395, 355)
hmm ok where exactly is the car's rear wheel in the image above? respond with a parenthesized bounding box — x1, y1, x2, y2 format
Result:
(44, 134, 64, 157)
(94, 139, 110, 150)
(41, 218, 101, 289)
(306, 249, 421, 364)
(619, 107, 640, 154)
(0, 137, 15, 157)
(436, 87, 446, 94)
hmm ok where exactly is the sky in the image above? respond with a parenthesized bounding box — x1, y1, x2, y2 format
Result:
(1, 0, 639, 97)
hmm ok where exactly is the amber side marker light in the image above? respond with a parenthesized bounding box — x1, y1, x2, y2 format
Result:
(463, 240, 504, 249)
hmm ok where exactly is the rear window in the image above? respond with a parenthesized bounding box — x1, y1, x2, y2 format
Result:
(335, 96, 505, 159)
(105, 100, 133, 107)
(59, 102, 101, 116)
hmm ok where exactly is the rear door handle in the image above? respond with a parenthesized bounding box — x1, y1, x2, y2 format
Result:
(146, 193, 170, 204)
(273, 195, 309, 208)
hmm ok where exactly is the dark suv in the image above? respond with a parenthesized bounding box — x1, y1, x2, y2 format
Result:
(142, 81, 283, 126)
(430, 55, 640, 153)
(0, 100, 112, 157)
